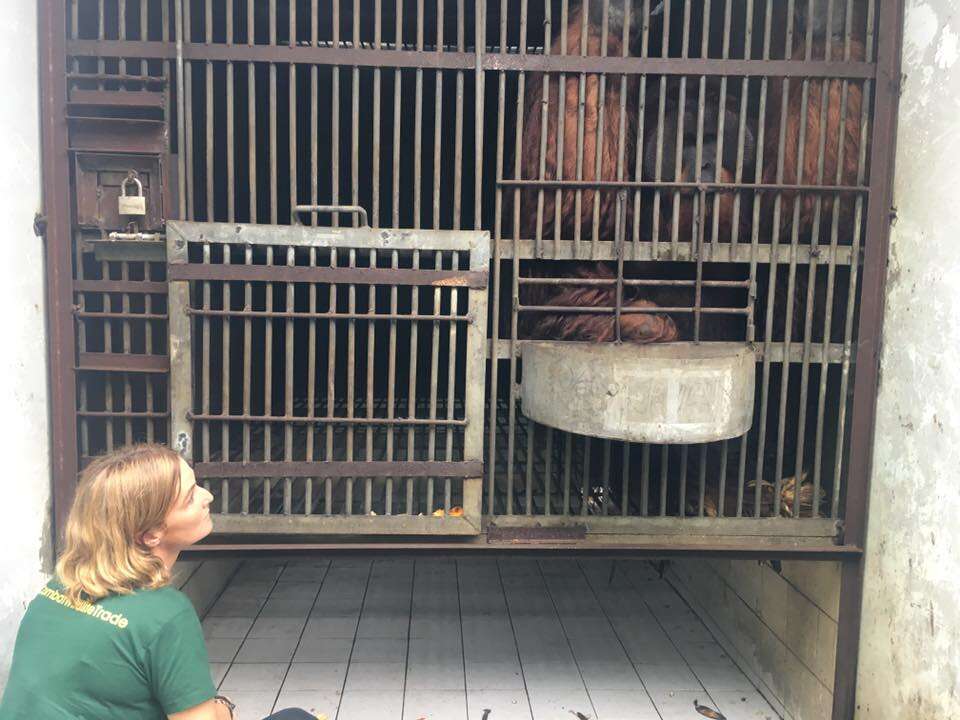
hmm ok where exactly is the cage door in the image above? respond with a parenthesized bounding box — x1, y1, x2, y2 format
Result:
(167, 219, 489, 535)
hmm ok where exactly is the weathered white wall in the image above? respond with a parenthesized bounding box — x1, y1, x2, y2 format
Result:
(855, 1, 960, 716)
(0, 0, 52, 696)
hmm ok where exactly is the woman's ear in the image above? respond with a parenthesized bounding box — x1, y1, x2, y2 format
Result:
(140, 528, 164, 548)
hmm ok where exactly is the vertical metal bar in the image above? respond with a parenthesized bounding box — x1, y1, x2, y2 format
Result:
(406, 250, 421, 513)
(205, 0, 213, 221)
(120, 266, 132, 446)
(346, 248, 357, 513)
(242, 245, 252, 513)
(184, 0, 194, 219)
(473, 0, 484, 231)
(640, 443, 650, 516)
(562, 432, 572, 515)
(269, 1, 278, 225)
(698, 444, 707, 517)
(533, 0, 551, 257)
(835, 0, 878, 521)
(774, 1, 804, 516)
(372, 0, 382, 227)
(332, 1, 340, 227)
(306, 247, 318, 513)
(524, 419, 535, 515)
(601, 439, 611, 516)
(386, 249, 399, 514)
(289, 0, 298, 223)
(433, 1, 444, 231)
(487, 0, 507, 515)
(221, 245, 231, 511)
(678, 444, 689, 516)
(414, 0, 424, 229)
(325, 248, 338, 513)
(718, 439, 729, 516)
(201, 244, 211, 489)
(445, 252, 461, 511)
(580, 436, 591, 516)
(573, 0, 587, 256)
(553, 0, 568, 258)
(102, 260, 114, 453)
(543, 426, 554, 515)
(621, 442, 630, 517)
(365, 248, 377, 514)
(505, 0, 529, 515)
(453, 0, 465, 231)
(392, 0, 403, 228)
(659, 444, 668, 516)
(226, 0, 235, 224)
(752, 0, 778, 517)
(590, 2, 610, 254)
(263, 246, 274, 513)
(168, 231, 193, 470)
(310, 0, 318, 226)
(631, 0, 651, 255)
(247, 0, 257, 224)
(351, 0, 360, 221)
(284, 246, 295, 515)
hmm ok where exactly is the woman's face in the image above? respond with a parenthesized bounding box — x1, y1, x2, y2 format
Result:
(155, 458, 214, 553)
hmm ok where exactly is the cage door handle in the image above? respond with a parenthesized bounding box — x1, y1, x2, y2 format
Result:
(292, 204, 369, 228)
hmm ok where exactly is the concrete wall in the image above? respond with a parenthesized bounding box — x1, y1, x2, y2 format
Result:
(0, 0, 53, 697)
(855, 0, 960, 716)
(669, 560, 840, 719)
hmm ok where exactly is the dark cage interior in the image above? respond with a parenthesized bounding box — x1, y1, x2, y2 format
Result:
(67, 0, 880, 527)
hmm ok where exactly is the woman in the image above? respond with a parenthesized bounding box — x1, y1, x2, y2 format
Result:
(0, 444, 314, 720)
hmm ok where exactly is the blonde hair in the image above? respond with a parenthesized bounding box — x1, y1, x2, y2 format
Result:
(56, 444, 183, 603)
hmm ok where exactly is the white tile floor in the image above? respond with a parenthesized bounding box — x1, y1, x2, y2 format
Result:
(203, 558, 779, 720)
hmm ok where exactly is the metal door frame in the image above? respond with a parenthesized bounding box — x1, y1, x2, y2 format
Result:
(37, 1, 907, 717)
(167, 219, 490, 535)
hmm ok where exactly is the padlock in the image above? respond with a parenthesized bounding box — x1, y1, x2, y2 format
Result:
(118, 175, 147, 216)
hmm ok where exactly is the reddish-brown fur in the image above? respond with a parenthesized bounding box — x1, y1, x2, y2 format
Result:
(513, 3, 638, 243)
(521, 262, 678, 343)
(762, 40, 868, 242)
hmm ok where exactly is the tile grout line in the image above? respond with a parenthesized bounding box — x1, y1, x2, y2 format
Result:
(333, 559, 376, 720)
(399, 557, 417, 720)
(532, 559, 599, 720)
(454, 559, 470, 720)
(573, 559, 666, 720)
(617, 561, 727, 713)
(494, 558, 537, 720)
(495, 558, 536, 720)
(216, 559, 289, 691)
(269, 559, 334, 713)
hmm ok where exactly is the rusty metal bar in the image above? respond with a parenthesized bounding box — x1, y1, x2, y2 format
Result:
(77, 353, 170, 373)
(67, 40, 880, 79)
(306, 246, 318, 513)
(345, 247, 357, 514)
(194, 460, 484, 479)
(406, 249, 421, 513)
(386, 250, 399, 514)
(168, 263, 488, 287)
(325, 248, 338, 514)
(242, 244, 253, 513)
(42, 0, 78, 542)
(284, 246, 295, 515)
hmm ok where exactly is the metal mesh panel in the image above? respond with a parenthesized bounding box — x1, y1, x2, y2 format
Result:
(64, 0, 885, 535)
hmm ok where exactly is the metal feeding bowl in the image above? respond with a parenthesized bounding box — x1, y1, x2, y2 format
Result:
(520, 341, 756, 445)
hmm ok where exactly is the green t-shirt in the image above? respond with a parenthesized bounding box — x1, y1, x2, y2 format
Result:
(0, 580, 216, 720)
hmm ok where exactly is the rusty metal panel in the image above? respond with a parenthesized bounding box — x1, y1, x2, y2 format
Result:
(74, 154, 164, 232)
(166, 220, 490, 535)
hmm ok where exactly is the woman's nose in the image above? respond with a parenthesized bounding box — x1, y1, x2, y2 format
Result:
(201, 487, 214, 506)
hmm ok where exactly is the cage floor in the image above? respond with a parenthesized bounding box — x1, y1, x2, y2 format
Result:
(202, 558, 779, 720)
